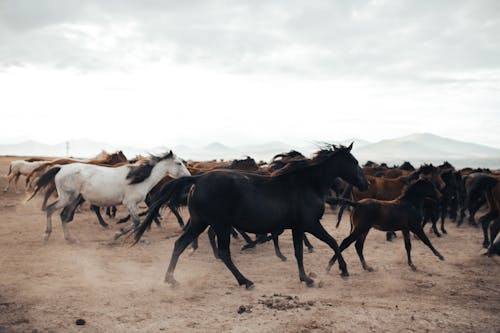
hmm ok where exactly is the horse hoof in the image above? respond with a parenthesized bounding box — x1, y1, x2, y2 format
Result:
(438, 254, 445, 261)
(278, 256, 287, 262)
(307, 248, 314, 253)
(340, 271, 349, 279)
(483, 242, 490, 249)
(165, 277, 179, 287)
(366, 266, 374, 272)
(245, 282, 255, 290)
(442, 229, 447, 234)
(410, 264, 417, 271)
(113, 231, 123, 241)
(305, 279, 315, 287)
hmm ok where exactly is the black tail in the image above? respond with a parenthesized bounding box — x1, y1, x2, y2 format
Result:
(133, 176, 197, 244)
(27, 167, 61, 202)
(336, 184, 353, 228)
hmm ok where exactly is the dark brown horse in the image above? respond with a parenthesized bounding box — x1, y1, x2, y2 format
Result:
(328, 179, 444, 272)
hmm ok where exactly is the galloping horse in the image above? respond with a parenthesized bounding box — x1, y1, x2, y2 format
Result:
(328, 179, 444, 272)
(134, 144, 368, 288)
(4, 159, 50, 193)
(29, 151, 190, 242)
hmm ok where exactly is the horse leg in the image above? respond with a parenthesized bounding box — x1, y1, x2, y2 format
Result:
(44, 194, 72, 242)
(440, 208, 447, 234)
(431, 212, 441, 237)
(207, 226, 219, 259)
(213, 226, 254, 289)
(114, 206, 141, 240)
(60, 195, 84, 243)
(327, 226, 366, 274)
(3, 173, 14, 192)
(355, 231, 373, 271)
(237, 229, 254, 244)
(165, 218, 208, 287)
(386, 231, 396, 241)
(303, 234, 314, 253)
(168, 203, 185, 228)
(480, 214, 494, 248)
(41, 183, 56, 211)
(410, 226, 444, 261)
(105, 207, 112, 219)
(402, 229, 416, 271)
(13, 173, 21, 193)
(91, 205, 109, 228)
(305, 222, 349, 277)
(230, 227, 239, 239)
(292, 228, 314, 287)
(271, 230, 287, 261)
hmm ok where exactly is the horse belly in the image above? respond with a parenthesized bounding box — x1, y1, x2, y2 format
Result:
(80, 182, 125, 207)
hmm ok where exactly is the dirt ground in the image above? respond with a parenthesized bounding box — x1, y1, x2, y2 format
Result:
(0, 156, 499, 333)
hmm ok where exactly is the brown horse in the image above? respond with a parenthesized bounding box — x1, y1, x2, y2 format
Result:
(337, 175, 410, 227)
(328, 179, 444, 272)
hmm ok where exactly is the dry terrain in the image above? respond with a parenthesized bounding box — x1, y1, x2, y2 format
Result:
(0, 156, 499, 333)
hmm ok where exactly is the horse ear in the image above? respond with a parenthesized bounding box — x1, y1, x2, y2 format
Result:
(332, 144, 339, 151)
(348, 142, 353, 151)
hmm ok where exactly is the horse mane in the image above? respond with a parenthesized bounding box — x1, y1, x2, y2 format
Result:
(228, 156, 259, 171)
(438, 161, 454, 170)
(127, 151, 173, 184)
(89, 150, 128, 165)
(271, 150, 305, 162)
(399, 161, 415, 171)
(270, 145, 347, 177)
(25, 157, 47, 162)
(418, 163, 436, 175)
(364, 160, 378, 168)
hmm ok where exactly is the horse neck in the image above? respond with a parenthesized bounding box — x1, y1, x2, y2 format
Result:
(399, 185, 426, 208)
(308, 156, 342, 194)
(139, 161, 171, 191)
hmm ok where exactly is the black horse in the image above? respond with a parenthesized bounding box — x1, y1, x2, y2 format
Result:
(134, 144, 368, 288)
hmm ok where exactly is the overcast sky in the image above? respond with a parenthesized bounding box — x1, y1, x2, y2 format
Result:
(1, 0, 499, 149)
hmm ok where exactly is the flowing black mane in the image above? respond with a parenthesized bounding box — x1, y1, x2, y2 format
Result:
(127, 151, 173, 184)
(270, 145, 349, 177)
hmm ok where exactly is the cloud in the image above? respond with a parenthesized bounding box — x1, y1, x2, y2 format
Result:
(0, 0, 499, 83)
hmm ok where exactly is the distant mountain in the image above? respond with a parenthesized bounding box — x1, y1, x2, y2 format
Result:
(356, 133, 500, 168)
(1, 133, 499, 168)
(0, 139, 147, 159)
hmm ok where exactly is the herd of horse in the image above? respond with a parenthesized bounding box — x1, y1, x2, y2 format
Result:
(3, 144, 500, 288)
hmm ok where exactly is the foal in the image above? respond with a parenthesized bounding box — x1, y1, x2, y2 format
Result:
(328, 179, 445, 272)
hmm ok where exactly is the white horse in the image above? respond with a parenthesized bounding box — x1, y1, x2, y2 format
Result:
(31, 151, 190, 242)
(4, 160, 49, 193)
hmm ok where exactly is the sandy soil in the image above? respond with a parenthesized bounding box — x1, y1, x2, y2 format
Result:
(0, 156, 499, 333)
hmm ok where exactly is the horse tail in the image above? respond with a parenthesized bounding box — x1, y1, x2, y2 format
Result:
(133, 176, 197, 244)
(6, 163, 12, 176)
(336, 184, 353, 228)
(27, 167, 61, 202)
(335, 197, 360, 208)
